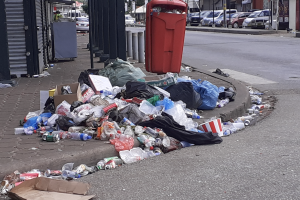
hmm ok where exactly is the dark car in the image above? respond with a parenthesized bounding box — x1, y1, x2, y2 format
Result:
(186, 13, 196, 26)
(229, 12, 251, 28)
(190, 11, 211, 26)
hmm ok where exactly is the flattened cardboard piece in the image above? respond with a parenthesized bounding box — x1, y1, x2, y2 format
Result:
(88, 75, 112, 95)
(54, 83, 83, 108)
(8, 177, 95, 200)
(143, 74, 178, 88)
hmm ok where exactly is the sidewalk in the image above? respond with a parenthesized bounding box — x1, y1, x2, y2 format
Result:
(0, 33, 250, 180)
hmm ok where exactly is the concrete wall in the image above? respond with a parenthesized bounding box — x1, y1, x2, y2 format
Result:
(289, 0, 296, 31)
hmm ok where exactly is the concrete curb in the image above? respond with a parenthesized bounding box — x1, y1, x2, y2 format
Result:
(132, 24, 277, 35)
(186, 27, 277, 35)
(0, 140, 140, 180)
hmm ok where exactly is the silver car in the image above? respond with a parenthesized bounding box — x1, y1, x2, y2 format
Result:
(242, 10, 261, 28)
(250, 9, 270, 29)
(76, 17, 89, 32)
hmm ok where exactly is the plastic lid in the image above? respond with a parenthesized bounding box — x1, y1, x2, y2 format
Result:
(100, 90, 104, 93)
(87, 136, 92, 140)
(196, 116, 200, 119)
(77, 174, 81, 178)
(150, 146, 154, 150)
(33, 130, 37, 133)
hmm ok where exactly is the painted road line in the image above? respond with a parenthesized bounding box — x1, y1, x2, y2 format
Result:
(209, 69, 277, 85)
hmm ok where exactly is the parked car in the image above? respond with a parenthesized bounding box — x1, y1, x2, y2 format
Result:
(242, 10, 261, 28)
(250, 9, 270, 29)
(215, 13, 237, 27)
(125, 15, 135, 25)
(76, 17, 89, 32)
(229, 12, 251, 28)
(202, 9, 237, 26)
(190, 11, 211, 26)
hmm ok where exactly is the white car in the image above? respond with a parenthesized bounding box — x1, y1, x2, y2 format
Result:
(125, 15, 135, 25)
(76, 17, 89, 32)
(242, 10, 261, 28)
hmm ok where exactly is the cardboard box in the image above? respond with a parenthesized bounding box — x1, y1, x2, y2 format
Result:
(8, 177, 95, 200)
(53, 83, 82, 108)
(88, 75, 112, 95)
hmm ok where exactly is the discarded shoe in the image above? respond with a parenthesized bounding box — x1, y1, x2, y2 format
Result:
(213, 68, 229, 77)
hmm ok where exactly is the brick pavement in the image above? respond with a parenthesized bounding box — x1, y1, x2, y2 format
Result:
(0, 33, 249, 179)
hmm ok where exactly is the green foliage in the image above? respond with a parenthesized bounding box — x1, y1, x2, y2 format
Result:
(82, 4, 88, 14)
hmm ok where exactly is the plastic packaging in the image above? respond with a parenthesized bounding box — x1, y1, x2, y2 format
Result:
(155, 97, 174, 111)
(139, 100, 162, 115)
(180, 141, 194, 148)
(145, 127, 159, 138)
(70, 133, 92, 141)
(119, 147, 144, 164)
(55, 101, 71, 116)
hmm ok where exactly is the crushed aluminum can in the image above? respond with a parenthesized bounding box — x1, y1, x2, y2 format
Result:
(42, 132, 59, 142)
(96, 160, 106, 170)
(45, 170, 62, 177)
(20, 173, 39, 181)
(244, 120, 251, 126)
(104, 160, 116, 170)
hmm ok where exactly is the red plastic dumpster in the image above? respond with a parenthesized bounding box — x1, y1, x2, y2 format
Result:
(145, 0, 187, 74)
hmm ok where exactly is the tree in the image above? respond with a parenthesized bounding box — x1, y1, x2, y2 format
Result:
(82, 4, 88, 14)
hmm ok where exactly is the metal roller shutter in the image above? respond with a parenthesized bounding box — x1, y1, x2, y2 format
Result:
(5, 0, 27, 76)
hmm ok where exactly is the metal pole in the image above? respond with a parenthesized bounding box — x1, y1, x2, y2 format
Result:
(223, 0, 226, 28)
(213, 0, 214, 25)
(127, 31, 132, 57)
(138, 32, 144, 63)
(109, 0, 117, 59)
(88, 0, 94, 68)
(116, 0, 126, 61)
(132, 32, 138, 60)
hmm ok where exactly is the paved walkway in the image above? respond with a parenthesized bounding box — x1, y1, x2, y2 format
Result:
(0, 33, 250, 179)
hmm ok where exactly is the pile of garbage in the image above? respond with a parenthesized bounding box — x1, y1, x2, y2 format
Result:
(4, 59, 274, 197)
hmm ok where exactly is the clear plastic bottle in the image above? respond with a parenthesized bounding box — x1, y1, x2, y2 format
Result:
(62, 170, 81, 179)
(100, 90, 116, 98)
(70, 133, 92, 141)
(144, 127, 158, 138)
(217, 98, 230, 108)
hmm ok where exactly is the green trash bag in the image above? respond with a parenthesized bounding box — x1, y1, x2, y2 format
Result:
(99, 58, 146, 87)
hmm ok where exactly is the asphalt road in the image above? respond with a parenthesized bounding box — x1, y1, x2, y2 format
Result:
(80, 29, 300, 199)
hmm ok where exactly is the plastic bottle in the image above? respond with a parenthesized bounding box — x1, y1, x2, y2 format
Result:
(100, 90, 116, 98)
(70, 133, 92, 141)
(121, 117, 135, 126)
(144, 127, 158, 138)
(184, 108, 201, 119)
(180, 141, 194, 148)
(62, 170, 81, 179)
(217, 98, 230, 108)
(124, 126, 134, 138)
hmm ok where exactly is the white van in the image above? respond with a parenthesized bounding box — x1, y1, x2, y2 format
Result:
(67, 10, 82, 19)
(202, 9, 237, 26)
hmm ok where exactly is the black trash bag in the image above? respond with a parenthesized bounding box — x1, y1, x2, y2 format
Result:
(44, 97, 55, 113)
(55, 116, 76, 131)
(160, 137, 182, 153)
(118, 104, 145, 124)
(70, 101, 84, 112)
(165, 82, 202, 109)
(123, 81, 164, 100)
(219, 87, 236, 102)
(138, 112, 222, 145)
(78, 70, 91, 87)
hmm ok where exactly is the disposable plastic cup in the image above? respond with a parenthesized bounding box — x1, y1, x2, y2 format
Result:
(232, 122, 245, 130)
(15, 128, 25, 135)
